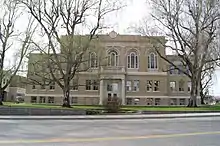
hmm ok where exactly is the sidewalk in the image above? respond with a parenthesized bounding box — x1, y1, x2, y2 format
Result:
(1, 113, 220, 120)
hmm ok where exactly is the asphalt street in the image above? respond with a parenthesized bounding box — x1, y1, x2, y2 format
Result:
(0, 117, 220, 146)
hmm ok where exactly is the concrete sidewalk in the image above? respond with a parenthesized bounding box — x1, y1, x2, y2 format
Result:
(0, 113, 220, 120)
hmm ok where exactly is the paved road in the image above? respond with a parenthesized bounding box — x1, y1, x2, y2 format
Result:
(0, 117, 220, 146)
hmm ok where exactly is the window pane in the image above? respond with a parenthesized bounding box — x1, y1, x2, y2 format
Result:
(146, 80, 153, 91)
(93, 80, 99, 90)
(179, 80, 185, 91)
(86, 80, 91, 90)
(170, 65, 175, 74)
(154, 81, 160, 91)
(187, 81, 191, 92)
(135, 56, 138, 68)
(131, 53, 135, 68)
(115, 55, 118, 66)
(111, 52, 115, 66)
(126, 81, 132, 91)
(148, 56, 150, 68)
(127, 56, 130, 68)
(155, 55, 158, 68)
(150, 54, 155, 68)
(133, 80, 139, 91)
(170, 81, 176, 92)
(48, 97, 54, 103)
(90, 53, 97, 68)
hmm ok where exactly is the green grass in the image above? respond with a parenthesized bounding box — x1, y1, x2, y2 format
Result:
(3, 102, 220, 111)
(3, 102, 103, 110)
(122, 105, 220, 111)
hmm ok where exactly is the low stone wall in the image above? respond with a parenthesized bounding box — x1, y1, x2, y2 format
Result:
(0, 106, 86, 115)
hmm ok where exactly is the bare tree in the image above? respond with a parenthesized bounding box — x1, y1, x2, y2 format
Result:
(19, 0, 124, 107)
(0, 0, 35, 105)
(200, 61, 215, 104)
(135, 0, 220, 107)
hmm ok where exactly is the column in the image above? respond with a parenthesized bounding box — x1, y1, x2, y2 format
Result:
(99, 79, 104, 105)
(121, 79, 125, 105)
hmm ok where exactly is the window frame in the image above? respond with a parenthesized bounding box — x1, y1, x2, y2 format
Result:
(146, 80, 153, 92)
(148, 52, 158, 70)
(48, 96, 55, 103)
(89, 52, 98, 68)
(170, 81, 176, 92)
(108, 50, 119, 67)
(133, 80, 140, 92)
(31, 96, 37, 103)
(178, 80, 185, 92)
(126, 80, 132, 92)
(154, 80, 160, 92)
(49, 82, 55, 90)
(127, 52, 139, 69)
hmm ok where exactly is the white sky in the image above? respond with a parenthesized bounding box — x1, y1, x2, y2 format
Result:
(5, 0, 220, 96)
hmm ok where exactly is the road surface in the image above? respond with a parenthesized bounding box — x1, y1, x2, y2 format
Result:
(0, 117, 219, 146)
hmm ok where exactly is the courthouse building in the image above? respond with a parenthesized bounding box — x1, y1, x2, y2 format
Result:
(25, 31, 200, 105)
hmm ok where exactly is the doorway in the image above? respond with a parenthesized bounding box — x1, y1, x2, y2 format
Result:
(107, 82, 119, 100)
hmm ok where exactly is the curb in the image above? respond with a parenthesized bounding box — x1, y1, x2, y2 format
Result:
(0, 113, 220, 120)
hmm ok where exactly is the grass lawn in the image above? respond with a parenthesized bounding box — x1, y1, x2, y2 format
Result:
(3, 102, 220, 111)
(122, 105, 220, 111)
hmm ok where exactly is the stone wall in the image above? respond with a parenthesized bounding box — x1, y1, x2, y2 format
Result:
(0, 106, 86, 115)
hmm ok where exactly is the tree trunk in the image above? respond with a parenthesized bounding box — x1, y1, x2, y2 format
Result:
(62, 89, 71, 108)
(199, 81, 205, 105)
(187, 95, 197, 107)
(0, 90, 3, 105)
(187, 78, 198, 107)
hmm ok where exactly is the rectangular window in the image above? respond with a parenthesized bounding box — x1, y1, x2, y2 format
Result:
(170, 81, 176, 92)
(146, 80, 153, 92)
(126, 81, 132, 91)
(135, 56, 138, 68)
(107, 84, 112, 91)
(169, 65, 175, 74)
(155, 98, 160, 105)
(86, 80, 92, 90)
(39, 96, 46, 103)
(179, 80, 185, 92)
(40, 85, 46, 90)
(179, 98, 186, 105)
(187, 81, 191, 92)
(133, 80, 140, 91)
(72, 79, 78, 90)
(31, 96, 37, 103)
(71, 97, 78, 104)
(93, 80, 99, 90)
(127, 56, 130, 68)
(146, 98, 153, 105)
(32, 85, 36, 89)
(126, 98, 132, 105)
(178, 65, 183, 74)
(48, 96, 54, 103)
(154, 81, 160, 91)
(170, 98, 177, 105)
(49, 82, 55, 90)
(86, 80, 98, 90)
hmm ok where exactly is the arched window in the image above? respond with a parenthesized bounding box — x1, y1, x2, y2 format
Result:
(127, 52, 139, 69)
(148, 53, 158, 69)
(89, 52, 98, 68)
(108, 50, 118, 66)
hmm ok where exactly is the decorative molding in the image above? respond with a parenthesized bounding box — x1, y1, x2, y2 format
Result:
(25, 94, 198, 99)
(25, 94, 99, 98)
(127, 72, 167, 76)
